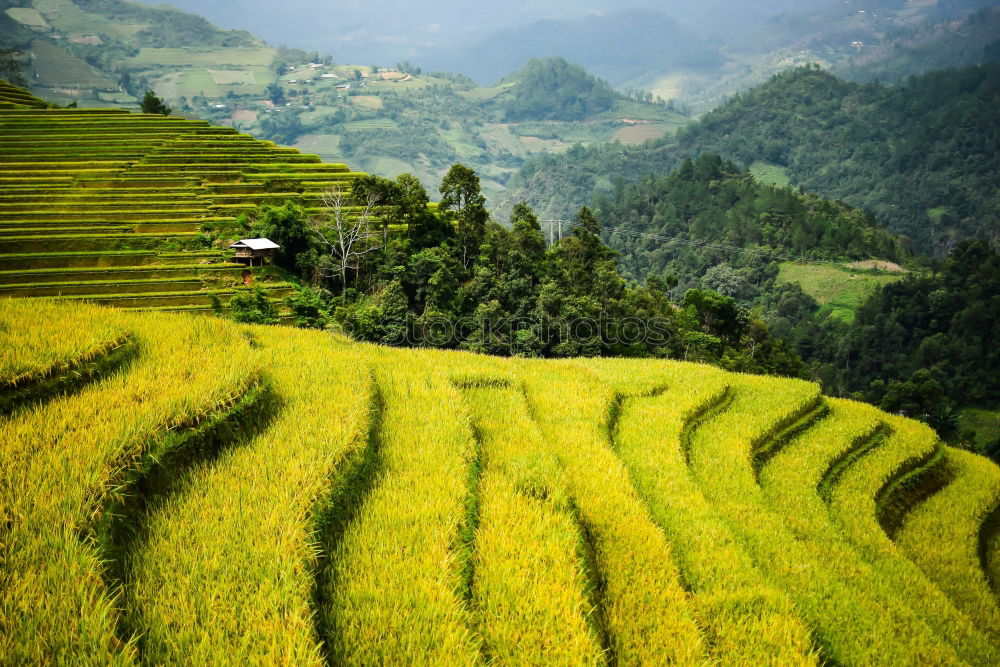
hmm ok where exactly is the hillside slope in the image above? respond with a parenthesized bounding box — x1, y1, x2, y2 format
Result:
(501, 64, 1000, 253)
(0, 83, 368, 313)
(3, 298, 1000, 663)
(1, 0, 691, 204)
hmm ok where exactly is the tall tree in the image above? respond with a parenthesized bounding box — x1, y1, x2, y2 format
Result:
(351, 174, 399, 242)
(509, 202, 546, 284)
(439, 164, 488, 269)
(251, 202, 313, 279)
(311, 188, 382, 295)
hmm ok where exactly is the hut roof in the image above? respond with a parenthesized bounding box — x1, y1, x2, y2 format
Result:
(230, 238, 280, 250)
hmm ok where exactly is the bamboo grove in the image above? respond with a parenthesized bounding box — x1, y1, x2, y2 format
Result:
(2, 298, 1000, 664)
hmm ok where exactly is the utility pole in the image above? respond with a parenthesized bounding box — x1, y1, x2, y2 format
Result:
(558, 219, 563, 242)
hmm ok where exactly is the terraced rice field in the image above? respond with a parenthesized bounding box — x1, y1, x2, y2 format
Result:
(3, 297, 1000, 664)
(0, 83, 368, 314)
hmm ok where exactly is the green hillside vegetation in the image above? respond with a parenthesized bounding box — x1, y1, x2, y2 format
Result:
(777, 262, 905, 323)
(0, 82, 374, 314)
(258, 57, 687, 205)
(798, 240, 1000, 438)
(494, 57, 616, 121)
(4, 297, 1000, 663)
(0, 0, 269, 104)
(503, 63, 1000, 254)
(595, 154, 903, 288)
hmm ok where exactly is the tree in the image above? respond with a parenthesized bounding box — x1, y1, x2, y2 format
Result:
(259, 110, 304, 145)
(311, 187, 382, 295)
(0, 48, 28, 88)
(140, 90, 171, 115)
(286, 287, 328, 328)
(229, 287, 279, 324)
(509, 202, 546, 281)
(350, 174, 399, 242)
(440, 164, 488, 269)
(266, 83, 285, 105)
(251, 201, 313, 279)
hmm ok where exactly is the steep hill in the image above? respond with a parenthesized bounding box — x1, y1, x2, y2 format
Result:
(835, 6, 1000, 83)
(0, 83, 369, 313)
(501, 63, 1000, 254)
(593, 153, 903, 289)
(3, 297, 1000, 663)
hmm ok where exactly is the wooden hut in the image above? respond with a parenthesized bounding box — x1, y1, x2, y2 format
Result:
(229, 238, 280, 266)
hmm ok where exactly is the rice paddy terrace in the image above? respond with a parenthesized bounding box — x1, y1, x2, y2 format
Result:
(0, 83, 366, 314)
(3, 297, 1000, 664)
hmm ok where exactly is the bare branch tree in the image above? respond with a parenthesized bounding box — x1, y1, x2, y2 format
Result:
(310, 187, 382, 295)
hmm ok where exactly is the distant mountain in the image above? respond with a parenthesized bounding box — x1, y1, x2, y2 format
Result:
(835, 6, 1000, 83)
(415, 8, 724, 86)
(499, 64, 1000, 254)
(670, 0, 1000, 110)
(128, 0, 832, 66)
(728, 0, 999, 56)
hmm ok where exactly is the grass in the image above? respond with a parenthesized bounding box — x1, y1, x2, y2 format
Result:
(26, 39, 117, 90)
(961, 407, 1000, 450)
(612, 123, 673, 144)
(322, 348, 480, 663)
(460, 382, 604, 663)
(750, 161, 792, 187)
(761, 399, 997, 664)
(0, 302, 260, 663)
(519, 360, 706, 664)
(367, 156, 414, 178)
(0, 298, 128, 386)
(777, 261, 905, 322)
(5, 7, 50, 29)
(599, 358, 817, 663)
(125, 47, 277, 68)
(126, 326, 373, 663)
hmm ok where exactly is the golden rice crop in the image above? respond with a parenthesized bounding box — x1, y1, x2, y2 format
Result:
(595, 357, 818, 664)
(760, 398, 997, 665)
(321, 347, 480, 663)
(0, 304, 259, 664)
(519, 359, 706, 665)
(125, 327, 374, 664)
(895, 446, 1000, 641)
(823, 408, 997, 660)
(461, 382, 605, 665)
(685, 376, 965, 664)
(828, 414, 941, 558)
(986, 530, 1000, 609)
(0, 297, 129, 387)
(4, 298, 997, 664)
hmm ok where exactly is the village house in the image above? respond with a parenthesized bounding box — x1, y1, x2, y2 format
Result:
(229, 238, 280, 266)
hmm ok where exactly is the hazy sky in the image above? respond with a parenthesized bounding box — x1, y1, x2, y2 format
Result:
(137, 0, 833, 62)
